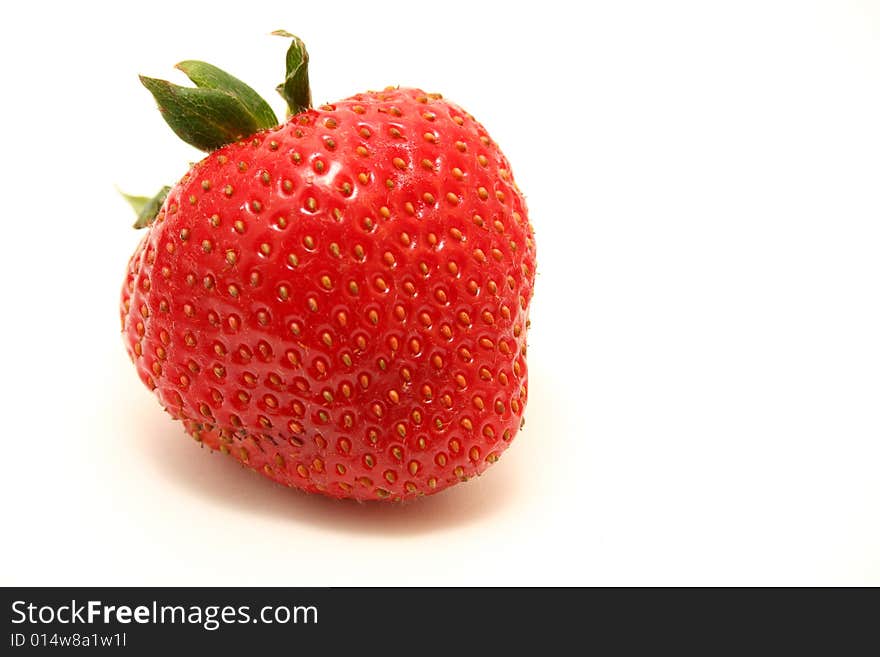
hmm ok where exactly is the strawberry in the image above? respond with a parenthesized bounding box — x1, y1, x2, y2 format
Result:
(120, 33, 536, 501)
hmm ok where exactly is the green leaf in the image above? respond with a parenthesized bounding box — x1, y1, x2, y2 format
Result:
(272, 30, 312, 116)
(119, 190, 151, 216)
(119, 186, 171, 229)
(140, 75, 265, 151)
(175, 60, 278, 129)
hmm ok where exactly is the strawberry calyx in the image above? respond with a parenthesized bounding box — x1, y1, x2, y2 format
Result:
(139, 62, 278, 153)
(272, 30, 312, 117)
(125, 31, 312, 228)
(119, 186, 171, 229)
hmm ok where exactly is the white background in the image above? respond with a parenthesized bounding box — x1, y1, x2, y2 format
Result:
(1, 0, 878, 586)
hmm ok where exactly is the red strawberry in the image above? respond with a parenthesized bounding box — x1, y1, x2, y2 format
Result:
(121, 33, 536, 501)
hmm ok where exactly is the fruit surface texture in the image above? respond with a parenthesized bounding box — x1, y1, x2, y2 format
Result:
(121, 44, 535, 501)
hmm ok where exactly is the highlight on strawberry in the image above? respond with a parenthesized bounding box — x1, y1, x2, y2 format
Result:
(120, 32, 536, 501)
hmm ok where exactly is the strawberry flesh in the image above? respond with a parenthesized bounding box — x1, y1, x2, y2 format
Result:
(121, 88, 536, 501)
